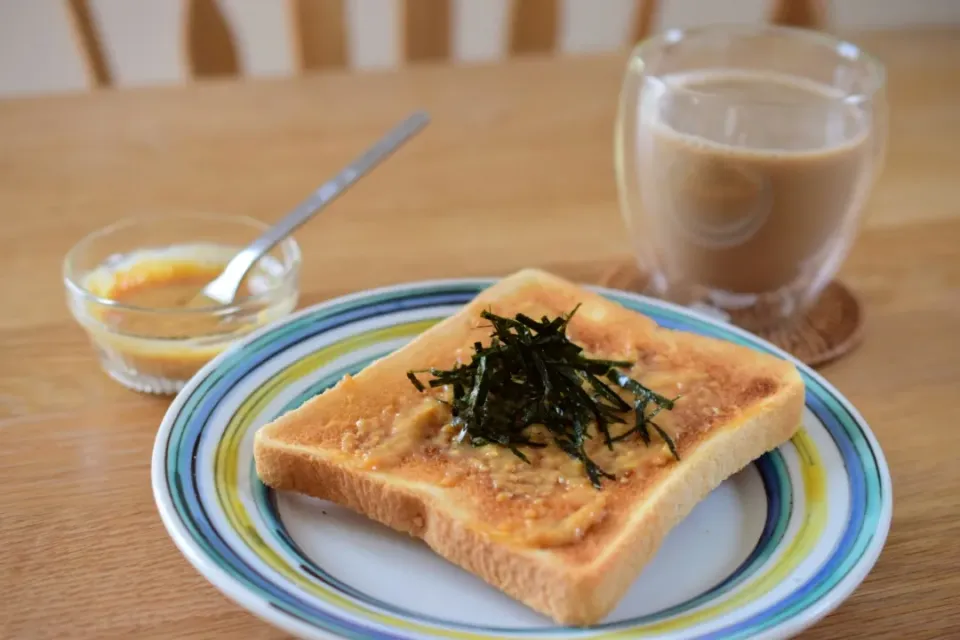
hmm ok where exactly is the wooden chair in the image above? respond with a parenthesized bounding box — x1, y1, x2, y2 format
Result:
(40, 0, 827, 93)
(67, 0, 827, 86)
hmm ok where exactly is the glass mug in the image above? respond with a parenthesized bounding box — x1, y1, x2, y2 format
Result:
(615, 25, 886, 330)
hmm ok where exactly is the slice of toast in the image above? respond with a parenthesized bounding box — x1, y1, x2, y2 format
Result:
(254, 269, 804, 625)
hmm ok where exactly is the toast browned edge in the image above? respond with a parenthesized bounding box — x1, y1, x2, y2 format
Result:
(254, 269, 805, 625)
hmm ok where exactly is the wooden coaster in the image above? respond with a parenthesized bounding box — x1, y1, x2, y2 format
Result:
(599, 262, 864, 368)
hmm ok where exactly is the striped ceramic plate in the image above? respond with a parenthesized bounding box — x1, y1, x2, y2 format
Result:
(152, 279, 892, 640)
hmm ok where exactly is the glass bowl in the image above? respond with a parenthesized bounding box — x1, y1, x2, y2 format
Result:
(64, 213, 301, 395)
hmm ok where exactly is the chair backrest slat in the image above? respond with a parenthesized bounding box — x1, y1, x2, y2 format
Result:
(404, 0, 452, 62)
(185, 0, 239, 78)
(65, 0, 111, 86)
(510, 0, 558, 55)
(770, 0, 827, 28)
(294, 0, 348, 71)
(633, 0, 661, 42)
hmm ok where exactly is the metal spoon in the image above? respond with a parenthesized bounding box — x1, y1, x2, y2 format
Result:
(189, 110, 430, 307)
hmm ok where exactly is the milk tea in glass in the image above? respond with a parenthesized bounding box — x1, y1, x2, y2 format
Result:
(615, 26, 886, 330)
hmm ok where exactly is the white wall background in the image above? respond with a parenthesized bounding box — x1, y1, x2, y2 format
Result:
(1, 0, 958, 98)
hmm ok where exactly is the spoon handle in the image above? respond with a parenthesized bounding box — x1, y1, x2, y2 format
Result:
(215, 111, 431, 293)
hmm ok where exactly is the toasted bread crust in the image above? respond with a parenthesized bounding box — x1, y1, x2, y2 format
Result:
(253, 269, 804, 625)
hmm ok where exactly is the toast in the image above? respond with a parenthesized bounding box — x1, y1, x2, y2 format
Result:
(253, 269, 804, 625)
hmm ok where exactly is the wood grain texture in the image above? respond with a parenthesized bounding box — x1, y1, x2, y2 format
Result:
(404, 0, 451, 62)
(184, 0, 239, 78)
(510, 0, 557, 54)
(292, 0, 348, 70)
(0, 28, 959, 640)
(65, 0, 112, 87)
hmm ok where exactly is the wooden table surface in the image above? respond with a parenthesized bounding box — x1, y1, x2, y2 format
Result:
(1, 28, 958, 640)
